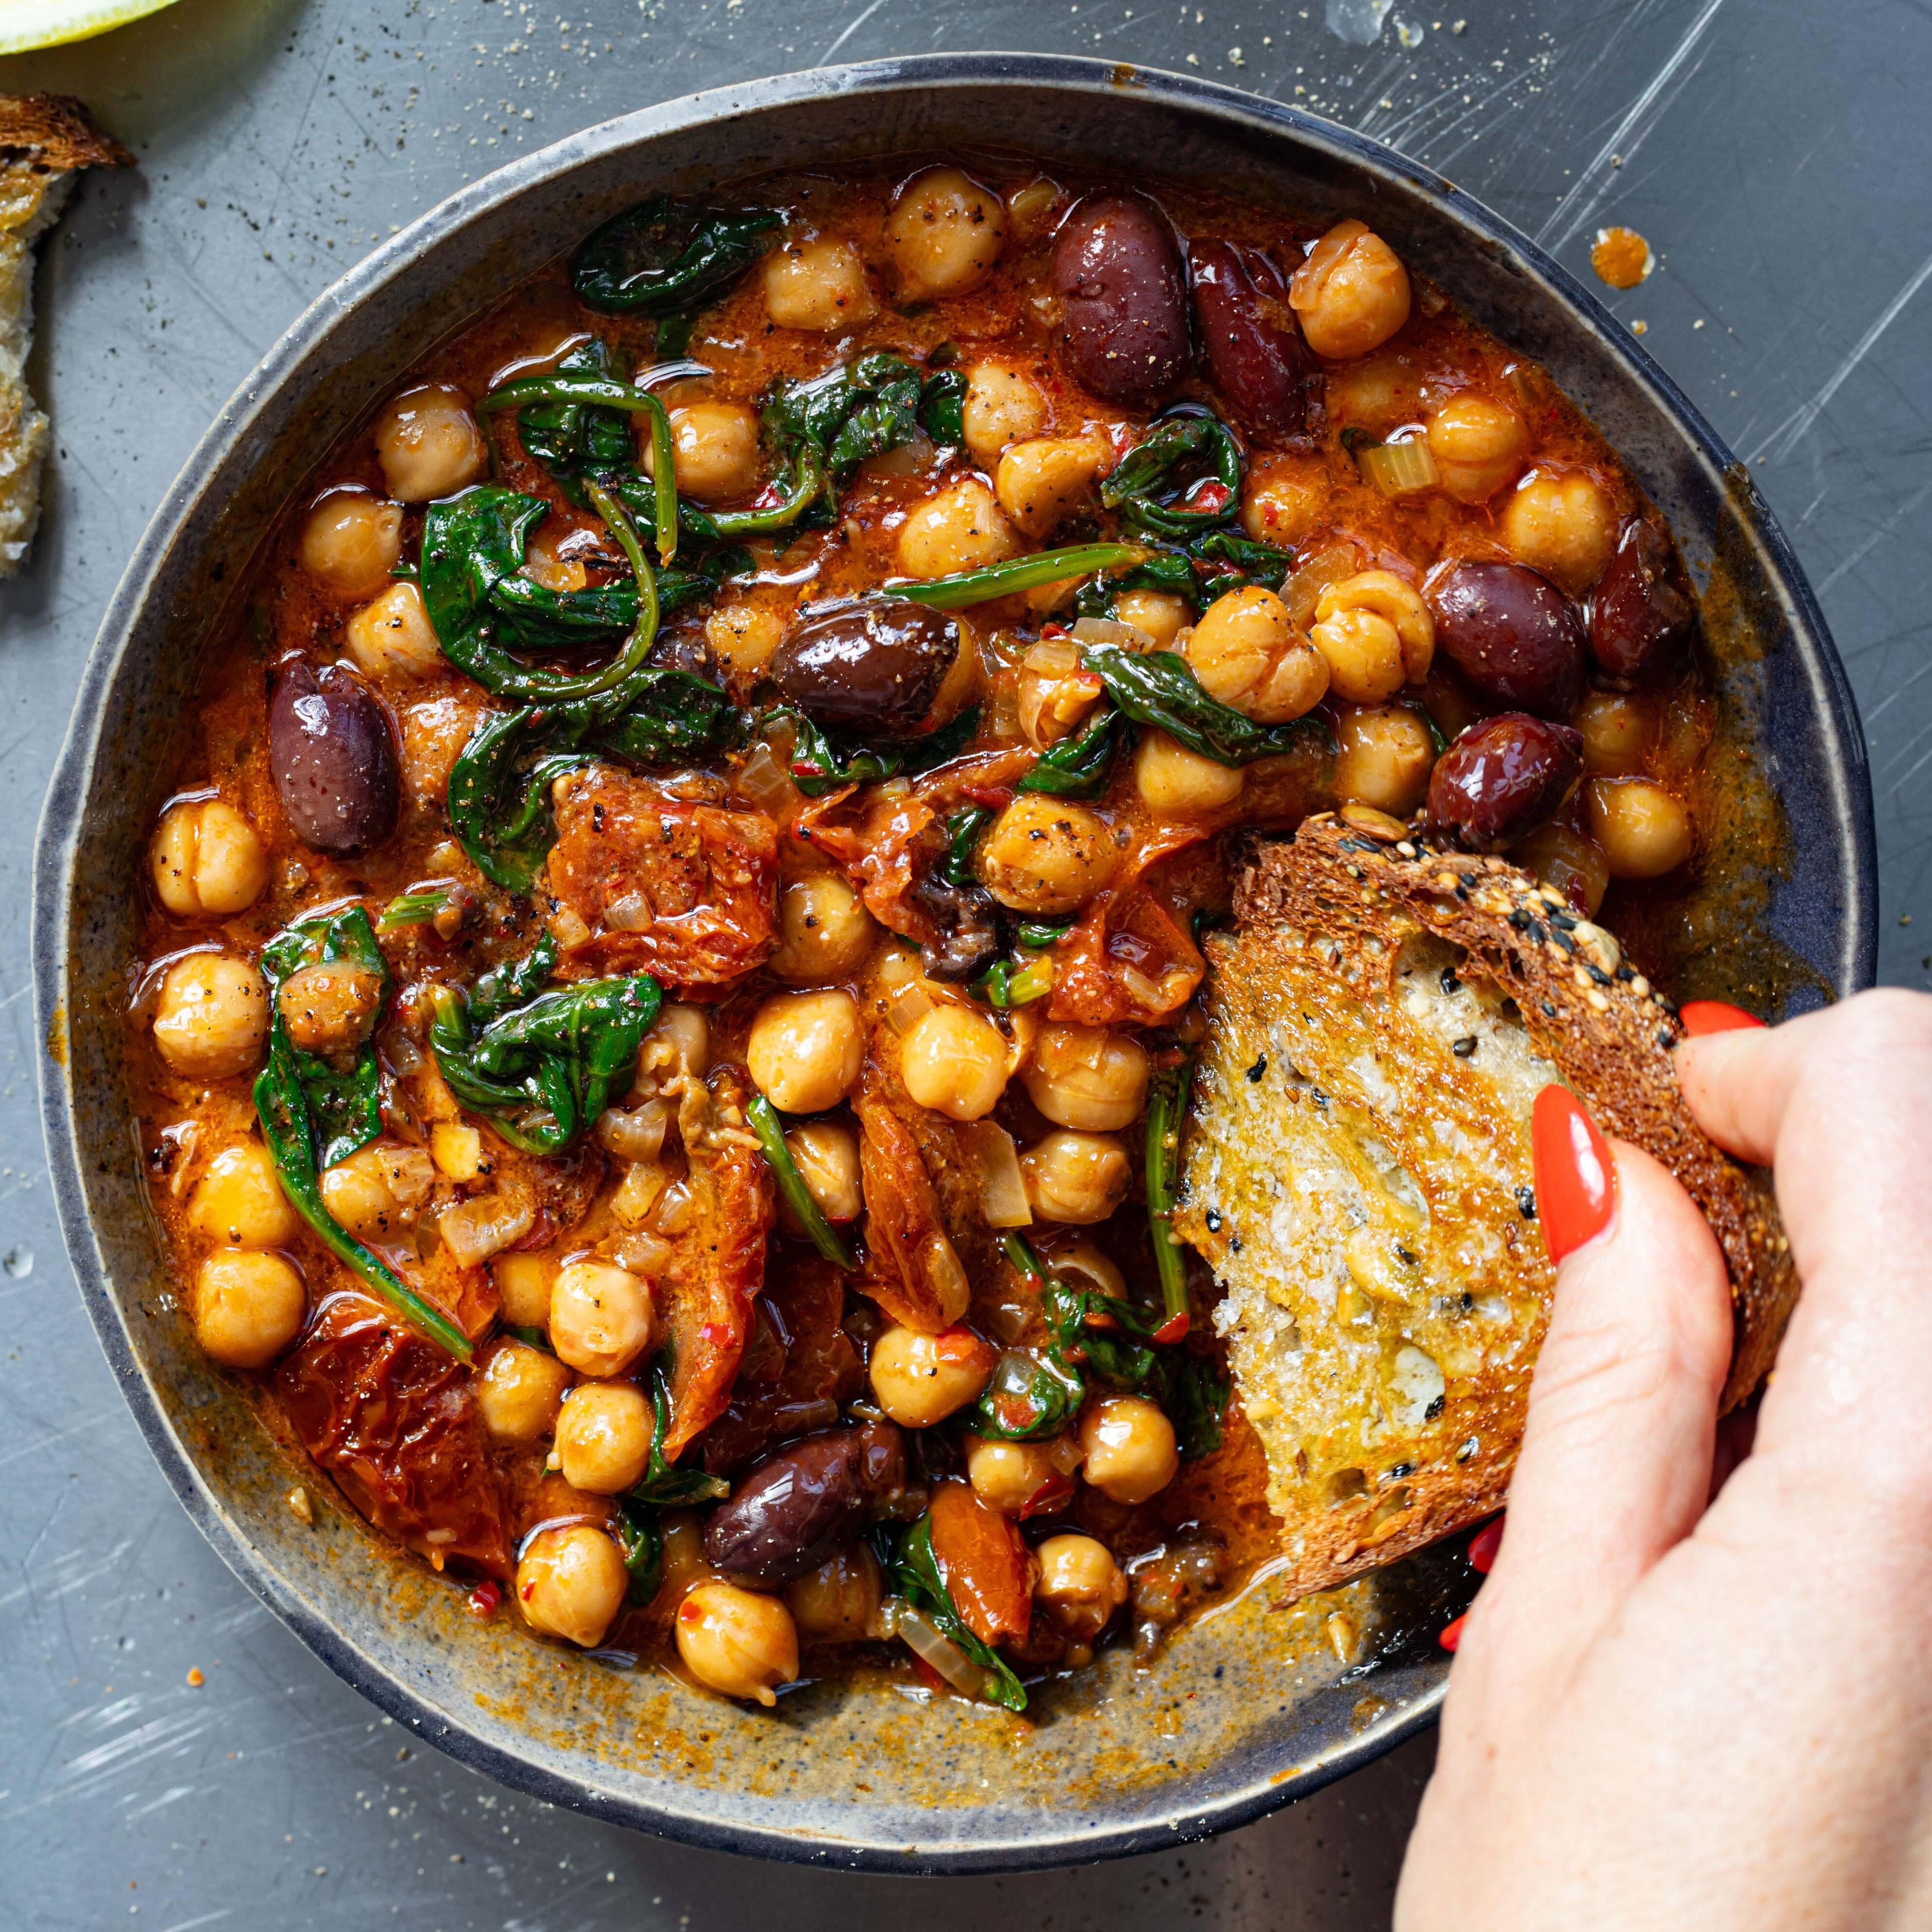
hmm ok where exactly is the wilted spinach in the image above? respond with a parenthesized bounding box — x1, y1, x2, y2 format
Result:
(1081, 642, 1332, 767)
(762, 701, 979, 798)
(429, 958, 662, 1156)
(1145, 1050, 1195, 1330)
(747, 1093, 857, 1270)
(1099, 405, 1242, 539)
(628, 1357, 732, 1505)
(573, 198, 781, 316)
(253, 906, 471, 1360)
(886, 1515, 1028, 1712)
(1074, 530, 1295, 621)
(1015, 707, 1120, 798)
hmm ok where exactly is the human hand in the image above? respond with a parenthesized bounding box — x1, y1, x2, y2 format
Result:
(1396, 989, 1932, 1931)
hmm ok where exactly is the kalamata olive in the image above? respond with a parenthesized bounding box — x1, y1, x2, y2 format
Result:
(767, 596, 959, 738)
(1052, 196, 1189, 410)
(268, 659, 400, 854)
(1189, 238, 1318, 442)
(703, 1422, 906, 1587)
(1428, 561, 1587, 720)
(1426, 712, 1585, 851)
(1588, 517, 1695, 685)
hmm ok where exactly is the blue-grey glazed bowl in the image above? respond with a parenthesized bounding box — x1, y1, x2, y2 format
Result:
(32, 53, 1876, 1873)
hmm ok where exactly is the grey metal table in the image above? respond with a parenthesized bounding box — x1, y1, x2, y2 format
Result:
(2, 0, 1926, 1923)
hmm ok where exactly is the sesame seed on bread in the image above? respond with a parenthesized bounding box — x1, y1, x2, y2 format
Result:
(1176, 807, 1796, 1604)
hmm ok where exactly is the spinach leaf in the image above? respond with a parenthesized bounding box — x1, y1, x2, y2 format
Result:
(573, 198, 781, 315)
(470, 929, 559, 1028)
(1081, 641, 1332, 767)
(1163, 1353, 1231, 1463)
(257, 905, 389, 1170)
(886, 1516, 1028, 1712)
(1075, 531, 1294, 620)
(614, 1503, 664, 1605)
(627, 1357, 732, 1505)
(1145, 1050, 1195, 1330)
(747, 1093, 856, 1269)
(1099, 406, 1242, 539)
(1016, 707, 1120, 798)
(975, 954, 1055, 1010)
(512, 337, 638, 484)
(939, 807, 995, 889)
(762, 702, 978, 798)
(896, 541, 1146, 611)
(1015, 916, 1074, 949)
(252, 907, 471, 1360)
(970, 1342, 1084, 1441)
(918, 367, 967, 446)
(429, 967, 662, 1156)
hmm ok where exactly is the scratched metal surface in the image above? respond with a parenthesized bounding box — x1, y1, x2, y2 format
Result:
(0, 0, 1926, 1922)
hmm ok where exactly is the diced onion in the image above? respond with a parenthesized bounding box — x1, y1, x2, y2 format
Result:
(596, 1099, 668, 1164)
(648, 1176, 696, 1236)
(895, 1606, 988, 1697)
(438, 1194, 534, 1267)
(610, 1229, 673, 1276)
(604, 892, 654, 932)
(1071, 615, 1155, 652)
(1357, 435, 1439, 497)
(1281, 542, 1362, 627)
(613, 1160, 670, 1227)
(959, 1120, 1033, 1229)
(550, 906, 593, 952)
(1021, 636, 1080, 678)
(886, 984, 935, 1037)
(1118, 963, 1165, 1010)
(734, 740, 799, 816)
(381, 1145, 437, 1209)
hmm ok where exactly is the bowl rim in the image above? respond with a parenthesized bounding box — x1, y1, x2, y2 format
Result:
(32, 50, 1878, 1872)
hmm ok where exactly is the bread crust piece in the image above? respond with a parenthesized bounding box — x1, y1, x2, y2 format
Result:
(1238, 812, 1795, 1411)
(1179, 808, 1796, 1603)
(0, 95, 135, 170)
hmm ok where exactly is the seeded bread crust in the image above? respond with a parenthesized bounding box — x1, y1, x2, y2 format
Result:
(0, 94, 134, 169)
(1235, 810, 1796, 1411)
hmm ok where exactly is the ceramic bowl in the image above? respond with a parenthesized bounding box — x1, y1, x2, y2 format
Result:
(33, 53, 1876, 1872)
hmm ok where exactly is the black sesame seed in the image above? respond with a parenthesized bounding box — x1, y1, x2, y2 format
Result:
(1396, 1245, 1418, 1266)
(1228, 1236, 1243, 1254)
(1452, 1035, 1478, 1058)
(1246, 1055, 1267, 1083)
(1541, 1001, 1558, 1018)
(1383, 1463, 1415, 1482)
(1438, 966, 1462, 996)
(1516, 1185, 1537, 1219)
(1424, 1394, 1446, 1422)
(1309, 1086, 1329, 1108)
(1204, 1208, 1222, 1233)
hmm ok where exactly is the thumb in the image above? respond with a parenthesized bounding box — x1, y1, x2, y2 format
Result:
(1468, 1092, 1732, 1687)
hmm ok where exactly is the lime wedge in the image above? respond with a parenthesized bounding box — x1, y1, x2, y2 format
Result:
(0, 0, 178, 55)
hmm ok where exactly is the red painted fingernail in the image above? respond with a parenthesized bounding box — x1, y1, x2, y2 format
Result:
(1532, 1086, 1618, 1265)
(1679, 999, 1766, 1037)
(1467, 1516, 1504, 1574)
(1439, 1614, 1467, 1653)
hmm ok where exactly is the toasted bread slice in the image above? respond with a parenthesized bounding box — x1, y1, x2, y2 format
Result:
(1176, 808, 1796, 1603)
(0, 95, 132, 576)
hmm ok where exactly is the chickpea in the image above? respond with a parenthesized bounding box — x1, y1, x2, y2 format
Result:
(994, 434, 1110, 539)
(887, 167, 1008, 302)
(276, 959, 385, 1063)
(1574, 689, 1652, 775)
(548, 1261, 653, 1378)
(780, 1120, 863, 1229)
(297, 490, 404, 600)
(705, 601, 786, 683)
(188, 1139, 298, 1249)
(475, 1339, 572, 1444)
(961, 361, 1049, 467)
(1112, 589, 1189, 651)
(1290, 219, 1412, 360)
(763, 237, 877, 332)
(553, 1380, 654, 1493)
(1502, 468, 1617, 594)
(1425, 393, 1530, 503)
(372, 383, 487, 502)
(345, 581, 444, 681)
(1586, 777, 1694, 878)
(150, 798, 268, 918)
(1079, 1393, 1180, 1504)
(493, 1251, 555, 1328)
(1511, 820, 1609, 917)
(1032, 1533, 1129, 1640)
(516, 1524, 628, 1649)
(675, 1581, 799, 1706)
(1022, 1023, 1150, 1134)
(1333, 703, 1435, 816)
(1185, 586, 1329, 723)
(868, 1324, 997, 1428)
(1311, 572, 1435, 704)
(193, 1249, 305, 1369)
(746, 989, 862, 1114)
(642, 402, 762, 503)
(1240, 457, 1323, 548)
(784, 1543, 884, 1642)
(897, 477, 1022, 581)
(769, 872, 878, 983)
(965, 1433, 1067, 1517)
(152, 954, 269, 1080)
(1020, 1130, 1132, 1225)
(1134, 730, 1244, 817)
(291, 487, 398, 599)
(975, 795, 1121, 916)
(900, 1005, 1010, 1121)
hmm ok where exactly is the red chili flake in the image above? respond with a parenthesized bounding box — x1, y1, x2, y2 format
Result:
(1040, 623, 1071, 640)
(1468, 1516, 1504, 1574)
(699, 1322, 734, 1348)
(1189, 480, 1233, 512)
(1152, 1313, 1191, 1346)
(467, 1581, 502, 1618)
(1438, 1614, 1467, 1653)
(1018, 1474, 1076, 1520)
